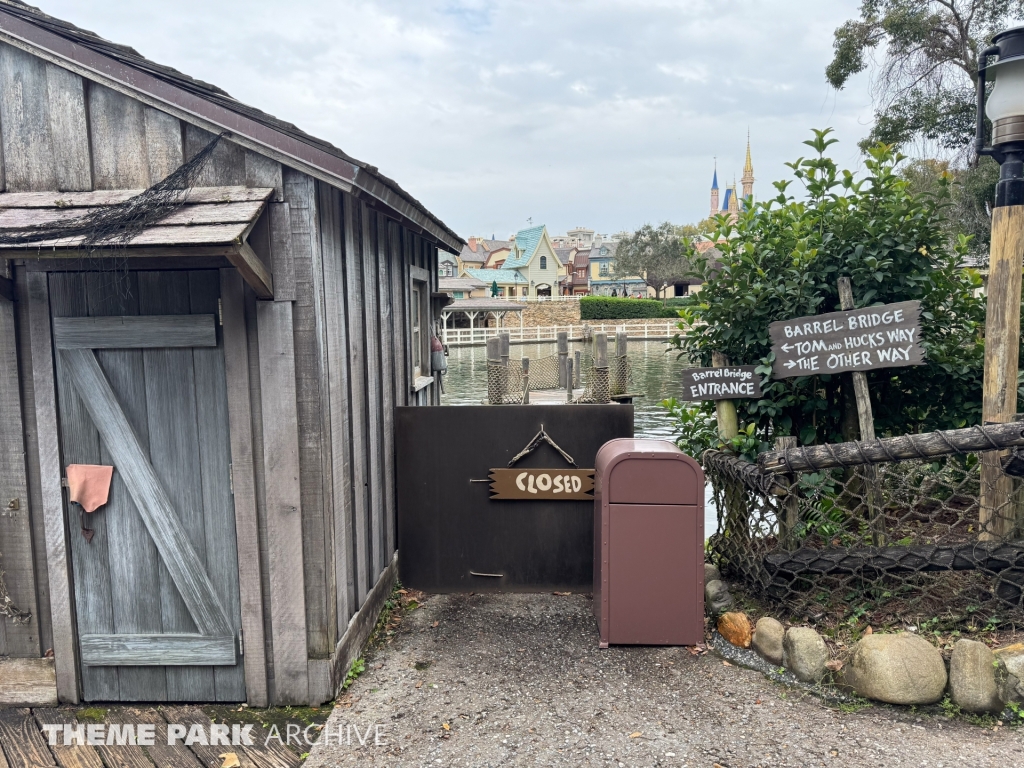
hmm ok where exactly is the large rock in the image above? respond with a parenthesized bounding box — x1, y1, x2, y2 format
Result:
(704, 579, 734, 617)
(783, 627, 828, 683)
(751, 617, 785, 666)
(717, 612, 752, 649)
(844, 632, 947, 705)
(704, 562, 721, 585)
(994, 643, 1024, 705)
(949, 639, 1002, 713)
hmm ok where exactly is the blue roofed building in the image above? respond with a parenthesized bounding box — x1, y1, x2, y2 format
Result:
(462, 225, 564, 298)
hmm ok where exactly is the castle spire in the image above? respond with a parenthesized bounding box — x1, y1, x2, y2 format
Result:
(741, 130, 755, 202)
(709, 157, 719, 218)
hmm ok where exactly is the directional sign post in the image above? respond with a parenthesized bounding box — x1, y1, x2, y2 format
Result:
(768, 299, 924, 379)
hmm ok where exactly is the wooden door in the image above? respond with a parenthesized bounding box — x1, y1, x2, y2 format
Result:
(50, 270, 245, 702)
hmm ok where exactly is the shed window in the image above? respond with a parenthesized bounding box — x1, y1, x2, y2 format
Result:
(540, 256, 548, 270)
(411, 283, 423, 378)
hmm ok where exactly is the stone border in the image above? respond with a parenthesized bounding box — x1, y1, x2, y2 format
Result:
(704, 562, 1024, 721)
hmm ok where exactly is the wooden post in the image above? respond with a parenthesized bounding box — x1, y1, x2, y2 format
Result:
(522, 357, 531, 404)
(486, 336, 502, 404)
(594, 332, 610, 403)
(775, 436, 800, 549)
(711, 352, 738, 441)
(981, 206, 1024, 540)
(499, 332, 510, 368)
(837, 277, 885, 545)
(574, 350, 581, 388)
(566, 358, 574, 402)
(712, 351, 745, 541)
(612, 331, 628, 396)
(557, 332, 568, 388)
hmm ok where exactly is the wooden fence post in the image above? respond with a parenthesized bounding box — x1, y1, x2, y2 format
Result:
(837, 278, 886, 545)
(557, 331, 568, 388)
(574, 351, 581, 388)
(566, 358, 574, 402)
(981, 207, 1024, 540)
(775, 435, 800, 549)
(521, 357, 530, 404)
(486, 336, 502, 404)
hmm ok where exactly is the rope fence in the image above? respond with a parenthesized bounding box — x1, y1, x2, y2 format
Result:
(703, 432, 1024, 628)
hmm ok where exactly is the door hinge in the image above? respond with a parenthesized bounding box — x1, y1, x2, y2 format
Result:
(229, 463, 234, 494)
(218, 298, 223, 326)
(238, 629, 244, 656)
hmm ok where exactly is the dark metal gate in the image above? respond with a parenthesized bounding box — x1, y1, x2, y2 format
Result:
(396, 404, 633, 591)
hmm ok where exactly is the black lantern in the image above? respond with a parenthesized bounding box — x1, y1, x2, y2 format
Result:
(976, 26, 1024, 207)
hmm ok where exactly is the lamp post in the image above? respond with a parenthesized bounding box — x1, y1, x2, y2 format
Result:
(975, 26, 1024, 540)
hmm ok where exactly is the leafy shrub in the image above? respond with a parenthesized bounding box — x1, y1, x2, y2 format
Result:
(581, 296, 679, 320)
(667, 129, 988, 450)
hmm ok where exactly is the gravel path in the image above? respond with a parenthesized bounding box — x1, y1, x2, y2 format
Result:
(305, 593, 1024, 767)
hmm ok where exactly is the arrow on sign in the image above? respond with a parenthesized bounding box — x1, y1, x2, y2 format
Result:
(785, 360, 797, 369)
(781, 343, 793, 352)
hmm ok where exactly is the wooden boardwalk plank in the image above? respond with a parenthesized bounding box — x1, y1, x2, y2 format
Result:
(118, 709, 203, 768)
(32, 709, 104, 768)
(95, 711, 155, 768)
(0, 708, 58, 768)
(158, 708, 255, 768)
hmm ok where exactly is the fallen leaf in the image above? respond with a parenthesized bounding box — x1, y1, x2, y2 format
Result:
(415, 681, 423, 689)
(219, 753, 240, 768)
(722, 660, 733, 666)
(826, 659, 844, 672)
(553, 591, 571, 596)
(864, 625, 873, 635)
(43, 648, 54, 658)
(755, 699, 762, 705)
(442, 723, 450, 731)
(406, 600, 419, 611)
(432, 621, 440, 628)
(397, 589, 409, 594)
(628, 731, 641, 738)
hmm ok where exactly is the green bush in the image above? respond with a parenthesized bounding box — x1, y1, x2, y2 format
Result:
(667, 129, 988, 451)
(581, 296, 678, 320)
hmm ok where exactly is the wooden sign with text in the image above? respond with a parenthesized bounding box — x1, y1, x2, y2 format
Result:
(769, 300, 924, 379)
(681, 365, 762, 400)
(489, 468, 595, 500)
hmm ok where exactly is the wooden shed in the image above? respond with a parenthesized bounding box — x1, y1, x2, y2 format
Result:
(0, 0, 462, 706)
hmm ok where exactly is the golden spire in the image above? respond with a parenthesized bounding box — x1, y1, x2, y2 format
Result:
(741, 130, 754, 201)
(743, 129, 753, 175)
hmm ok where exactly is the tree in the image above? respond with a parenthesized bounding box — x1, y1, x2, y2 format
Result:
(668, 129, 987, 449)
(826, 1, 1024, 153)
(613, 222, 691, 298)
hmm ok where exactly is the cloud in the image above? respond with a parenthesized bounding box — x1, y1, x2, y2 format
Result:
(33, 0, 873, 238)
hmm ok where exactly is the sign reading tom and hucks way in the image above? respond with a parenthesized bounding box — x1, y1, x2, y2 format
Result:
(769, 300, 924, 379)
(681, 365, 763, 401)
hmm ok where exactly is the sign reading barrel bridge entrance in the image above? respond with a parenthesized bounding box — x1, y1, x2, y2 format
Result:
(769, 300, 924, 379)
(680, 365, 763, 401)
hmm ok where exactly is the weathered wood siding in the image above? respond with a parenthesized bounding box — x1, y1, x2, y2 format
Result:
(0, 39, 446, 704)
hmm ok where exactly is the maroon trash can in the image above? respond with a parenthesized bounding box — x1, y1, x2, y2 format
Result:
(593, 439, 704, 647)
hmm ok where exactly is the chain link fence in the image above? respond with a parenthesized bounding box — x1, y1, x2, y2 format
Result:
(704, 442, 1024, 630)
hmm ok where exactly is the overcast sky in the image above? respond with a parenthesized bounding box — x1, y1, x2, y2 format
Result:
(36, 0, 874, 239)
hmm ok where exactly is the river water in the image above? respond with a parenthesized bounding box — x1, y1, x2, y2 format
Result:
(440, 339, 689, 437)
(440, 340, 719, 536)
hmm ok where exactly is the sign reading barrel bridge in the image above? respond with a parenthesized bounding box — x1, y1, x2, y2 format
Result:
(769, 300, 924, 379)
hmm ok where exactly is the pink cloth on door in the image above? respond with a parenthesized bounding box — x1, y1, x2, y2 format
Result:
(66, 464, 114, 513)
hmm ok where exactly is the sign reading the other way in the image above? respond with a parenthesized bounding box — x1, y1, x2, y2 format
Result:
(769, 300, 924, 379)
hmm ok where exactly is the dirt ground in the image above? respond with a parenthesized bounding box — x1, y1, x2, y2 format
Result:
(304, 592, 1024, 768)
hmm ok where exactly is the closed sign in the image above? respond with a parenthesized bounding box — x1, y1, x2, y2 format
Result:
(489, 469, 595, 500)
